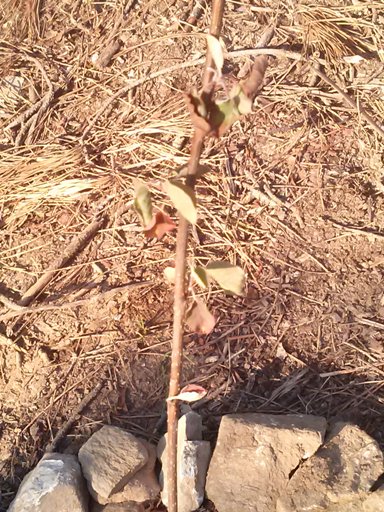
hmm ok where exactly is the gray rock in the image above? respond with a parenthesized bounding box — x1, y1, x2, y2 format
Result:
(179, 440, 211, 512)
(206, 413, 327, 512)
(78, 426, 148, 501)
(91, 501, 145, 512)
(8, 453, 88, 512)
(158, 412, 211, 512)
(94, 441, 160, 504)
(277, 422, 384, 512)
(156, 411, 203, 462)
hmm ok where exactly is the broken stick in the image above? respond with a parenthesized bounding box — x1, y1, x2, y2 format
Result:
(45, 381, 104, 453)
(20, 214, 107, 307)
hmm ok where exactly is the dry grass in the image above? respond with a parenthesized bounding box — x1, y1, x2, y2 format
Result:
(1, 0, 384, 510)
(297, 3, 380, 62)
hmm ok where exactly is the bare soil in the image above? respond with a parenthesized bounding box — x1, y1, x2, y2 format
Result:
(1, 0, 384, 510)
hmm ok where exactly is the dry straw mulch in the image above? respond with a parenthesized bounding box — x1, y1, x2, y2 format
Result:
(1, 1, 384, 509)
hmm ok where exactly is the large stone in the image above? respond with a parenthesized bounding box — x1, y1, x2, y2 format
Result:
(277, 422, 384, 512)
(94, 441, 160, 504)
(158, 412, 211, 512)
(8, 453, 88, 512)
(325, 487, 384, 511)
(91, 501, 145, 512)
(78, 426, 148, 500)
(157, 411, 203, 462)
(179, 440, 211, 512)
(206, 413, 327, 512)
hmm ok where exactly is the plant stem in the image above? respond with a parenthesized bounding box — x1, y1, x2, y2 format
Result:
(166, 2, 225, 511)
(166, 133, 203, 512)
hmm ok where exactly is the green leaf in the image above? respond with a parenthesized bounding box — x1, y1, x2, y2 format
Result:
(230, 85, 253, 115)
(205, 261, 245, 296)
(133, 180, 152, 227)
(191, 266, 208, 289)
(210, 86, 253, 136)
(164, 180, 197, 224)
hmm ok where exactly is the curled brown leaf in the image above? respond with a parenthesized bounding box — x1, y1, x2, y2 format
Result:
(185, 56, 269, 138)
(241, 55, 269, 102)
(186, 299, 216, 334)
(185, 92, 214, 137)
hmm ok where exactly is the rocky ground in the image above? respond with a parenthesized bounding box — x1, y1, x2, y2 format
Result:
(8, 413, 384, 512)
(1, 0, 384, 510)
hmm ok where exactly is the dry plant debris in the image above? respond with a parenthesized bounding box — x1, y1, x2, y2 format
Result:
(1, 0, 384, 510)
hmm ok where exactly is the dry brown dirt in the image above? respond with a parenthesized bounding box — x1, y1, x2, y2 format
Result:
(1, 0, 384, 510)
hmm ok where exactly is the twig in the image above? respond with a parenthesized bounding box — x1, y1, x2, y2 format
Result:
(19, 213, 107, 307)
(185, 1, 206, 30)
(166, 3, 225, 510)
(166, 134, 204, 512)
(45, 381, 104, 453)
(96, 40, 121, 68)
(0, 281, 151, 322)
(354, 317, 384, 331)
(5, 54, 55, 146)
(312, 67, 384, 139)
(22, 364, 104, 433)
(174, 0, 207, 32)
(5, 97, 44, 130)
(0, 293, 25, 311)
(320, 362, 384, 378)
(328, 219, 384, 241)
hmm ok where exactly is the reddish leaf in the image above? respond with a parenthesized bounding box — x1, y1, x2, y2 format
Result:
(186, 299, 216, 334)
(143, 211, 176, 240)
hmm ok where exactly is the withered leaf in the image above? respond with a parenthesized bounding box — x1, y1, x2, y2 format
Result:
(191, 266, 208, 289)
(206, 34, 224, 75)
(164, 180, 197, 224)
(167, 383, 207, 402)
(186, 299, 216, 334)
(185, 55, 269, 138)
(133, 180, 153, 227)
(241, 56, 269, 102)
(205, 261, 245, 296)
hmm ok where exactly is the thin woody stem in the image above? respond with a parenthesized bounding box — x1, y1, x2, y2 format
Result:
(166, 133, 203, 512)
(166, 1, 225, 511)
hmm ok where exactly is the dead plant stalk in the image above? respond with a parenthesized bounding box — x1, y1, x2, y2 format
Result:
(166, 1, 225, 511)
